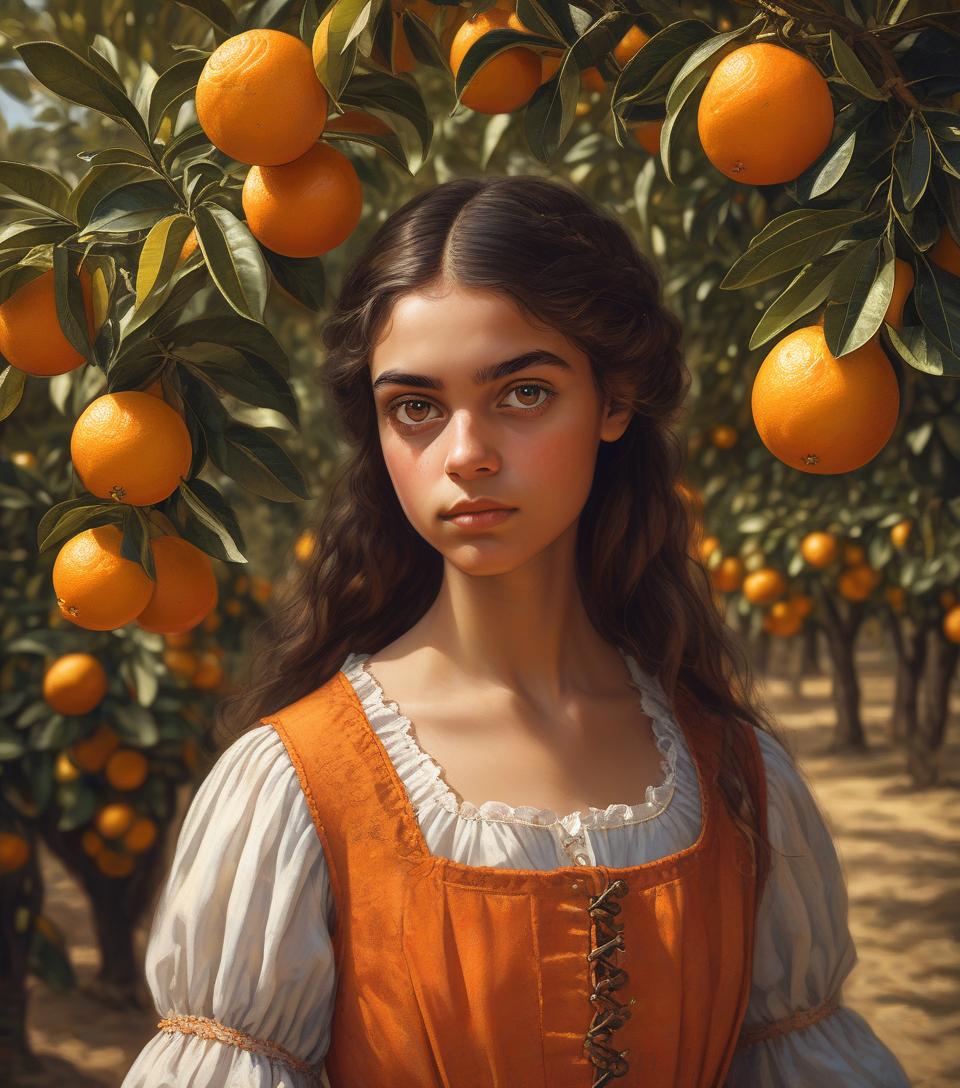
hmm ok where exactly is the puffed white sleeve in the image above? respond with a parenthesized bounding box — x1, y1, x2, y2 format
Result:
(120, 724, 337, 1088)
(725, 728, 912, 1087)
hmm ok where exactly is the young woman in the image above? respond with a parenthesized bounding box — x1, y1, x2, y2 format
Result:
(122, 176, 911, 1087)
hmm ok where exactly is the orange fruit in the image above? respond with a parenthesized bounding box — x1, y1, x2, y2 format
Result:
(71, 391, 193, 505)
(940, 590, 957, 609)
(0, 266, 96, 376)
(752, 326, 899, 474)
(762, 604, 803, 637)
(0, 832, 30, 874)
(123, 816, 157, 853)
(134, 535, 218, 634)
(890, 519, 912, 549)
(630, 119, 663, 154)
(391, 0, 436, 73)
(843, 541, 866, 565)
(943, 605, 960, 644)
(164, 630, 193, 648)
(191, 651, 224, 691)
(325, 109, 392, 137)
(96, 848, 135, 877)
(785, 592, 813, 618)
(224, 598, 244, 617)
(202, 610, 222, 633)
(294, 528, 316, 563)
(11, 450, 38, 469)
(711, 555, 744, 592)
(53, 523, 155, 631)
(179, 228, 199, 264)
(81, 829, 104, 857)
(699, 535, 720, 563)
(450, 9, 542, 114)
(838, 563, 879, 601)
(104, 748, 149, 791)
(195, 29, 328, 165)
(884, 585, 906, 612)
(250, 575, 273, 604)
(94, 802, 137, 840)
(233, 574, 250, 594)
(710, 424, 737, 449)
(800, 531, 838, 567)
(929, 226, 960, 276)
(242, 140, 363, 257)
(884, 258, 914, 330)
(54, 750, 82, 782)
(163, 649, 198, 678)
(42, 653, 108, 715)
(580, 24, 649, 91)
(742, 568, 787, 604)
(697, 43, 834, 185)
(69, 724, 120, 773)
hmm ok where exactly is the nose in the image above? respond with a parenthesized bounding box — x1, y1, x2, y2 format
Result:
(442, 408, 502, 476)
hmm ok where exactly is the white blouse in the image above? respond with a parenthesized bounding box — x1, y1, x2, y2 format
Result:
(121, 649, 912, 1088)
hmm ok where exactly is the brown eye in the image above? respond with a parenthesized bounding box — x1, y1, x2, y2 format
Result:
(385, 382, 556, 432)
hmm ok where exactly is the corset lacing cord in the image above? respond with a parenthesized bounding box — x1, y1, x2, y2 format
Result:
(157, 1013, 324, 1081)
(584, 877, 634, 1086)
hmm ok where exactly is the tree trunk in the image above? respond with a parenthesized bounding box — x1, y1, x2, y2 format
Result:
(910, 627, 960, 787)
(885, 610, 926, 747)
(34, 810, 171, 1011)
(814, 583, 868, 751)
(0, 826, 44, 1071)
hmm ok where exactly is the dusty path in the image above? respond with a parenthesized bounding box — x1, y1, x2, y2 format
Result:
(19, 639, 960, 1087)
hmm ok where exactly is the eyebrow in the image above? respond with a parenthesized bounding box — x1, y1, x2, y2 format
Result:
(371, 350, 572, 393)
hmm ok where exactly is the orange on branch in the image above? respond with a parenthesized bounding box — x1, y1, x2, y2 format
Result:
(164, 648, 198, 678)
(53, 524, 155, 631)
(0, 266, 96, 376)
(711, 556, 744, 593)
(580, 24, 649, 92)
(785, 592, 813, 618)
(800, 531, 839, 568)
(929, 226, 960, 276)
(710, 424, 737, 449)
(11, 450, 38, 469)
(752, 326, 899, 474)
(843, 541, 866, 565)
(69, 724, 120, 773)
(325, 110, 393, 137)
(630, 120, 664, 155)
(884, 259, 914, 330)
(196, 29, 328, 165)
(697, 43, 834, 185)
(943, 605, 960, 644)
(242, 140, 363, 258)
(884, 585, 906, 612)
(0, 832, 30, 874)
(838, 563, 879, 601)
(742, 568, 787, 605)
(96, 848, 135, 877)
(294, 528, 317, 563)
(104, 748, 149, 791)
(179, 229, 199, 264)
(391, 0, 436, 73)
(890, 519, 912, 549)
(94, 802, 137, 840)
(42, 653, 108, 715)
(449, 8, 542, 115)
(123, 816, 158, 854)
(71, 391, 193, 505)
(191, 651, 225, 691)
(134, 535, 218, 635)
(54, 750, 81, 782)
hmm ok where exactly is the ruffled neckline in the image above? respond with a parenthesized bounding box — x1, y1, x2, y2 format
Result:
(340, 647, 682, 833)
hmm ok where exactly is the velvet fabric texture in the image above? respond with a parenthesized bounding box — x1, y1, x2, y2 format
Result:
(263, 667, 769, 1088)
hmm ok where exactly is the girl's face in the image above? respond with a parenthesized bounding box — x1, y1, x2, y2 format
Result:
(370, 283, 631, 574)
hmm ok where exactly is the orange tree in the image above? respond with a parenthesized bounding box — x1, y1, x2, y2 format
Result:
(0, 0, 957, 1063)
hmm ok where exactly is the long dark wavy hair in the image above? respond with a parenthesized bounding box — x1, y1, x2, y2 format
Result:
(214, 173, 796, 890)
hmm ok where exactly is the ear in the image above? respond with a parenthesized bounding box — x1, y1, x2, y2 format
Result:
(600, 398, 633, 443)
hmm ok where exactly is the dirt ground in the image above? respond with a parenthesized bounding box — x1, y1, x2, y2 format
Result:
(17, 635, 960, 1087)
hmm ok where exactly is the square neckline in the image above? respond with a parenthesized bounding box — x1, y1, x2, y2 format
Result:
(334, 654, 713, 885)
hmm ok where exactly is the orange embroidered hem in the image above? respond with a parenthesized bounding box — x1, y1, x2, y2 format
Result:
(735, 994, 841, 1050)
(157, 1013, 324, 1081)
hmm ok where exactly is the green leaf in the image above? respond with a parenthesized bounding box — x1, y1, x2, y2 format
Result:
(16, 41, 150, 144)
(135, 213, 195, 310)
(79, 179, 179, 237)
(721, 208, 871, 289)
(313, 0, 369, 103)
(398, 9, 448, 72)
(0, 162, 72, 219)
(262, 249, 326, 312)
(37, 503, 120, 553)
(748, 249, 847, 349)
(119, 507, 157, 582)
(829, 31, 886, 100)
(340, 71, 433, 165)
(193, 203, 269, 323)
(214, 421, 312, 502)
(177, 479, 247, 563)
(164, 314, 290, 377)
(823, 235, 895, 356)
(913, 253, 960, 357)
(894, 115, 933, 212)
(52, 245, 96, 365)
(69, 163, 161, 228)
(147, 55, 208, 140)
(524, 53, 582, 162)
(176, 342, 299, 427)
(886, 323, 960, 378)
(170, 0, 237, 33)
(110, 701, 160, 744)
(0, 365, 27, 424)
(613, 19, 713, 108)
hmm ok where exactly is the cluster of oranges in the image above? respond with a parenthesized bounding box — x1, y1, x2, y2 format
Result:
(49, 386, 219, 634)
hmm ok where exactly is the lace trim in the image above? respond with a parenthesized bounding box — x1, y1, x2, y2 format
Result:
(157, 1014, 323, 1080)
(735, 995, 842, 1049)
(342, 646, 681, 832)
